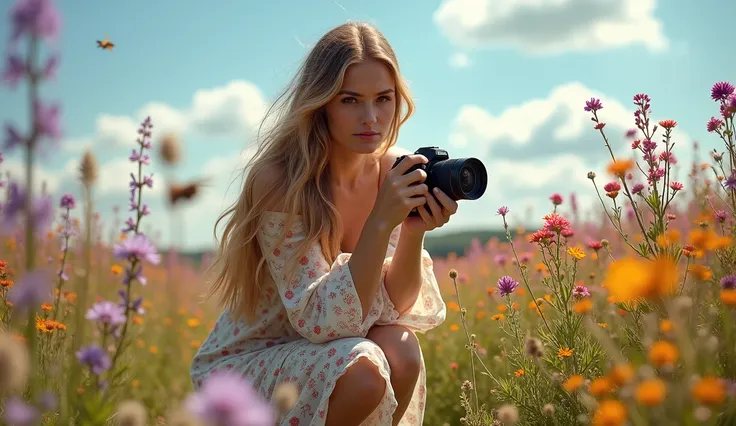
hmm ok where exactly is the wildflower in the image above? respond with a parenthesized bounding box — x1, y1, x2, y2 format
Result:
(184, 370, 275, 426)
(2, 396, 39, 426)
(715, 210, 728, 223)
(688, 265, 712, 281)
(115, 400, 147, 426)
(602, 257, 678, 303)
(587, 171, 596, 179)
(589, 377, 613, 397)
(491, 314, 504, 321)
(557, 348, 573, 358)
(542, 213, 570, 234)
(496, 276, 519, 297)
(563, 375, 584, 392)
(573, 285, 590, 298)
(496, 206, 509, 216)
(496, 404, 519, 425)
(86, 300, 126, 327)
(529, 228, 555, 244)
(35, 316, 65, 332)
(659, 320, 673, 334)
(584, 98, 603, 112)
(658, 119, 677, 129)
(0, 331, 30, 393)
(609, 364, 634, 386)
(603, 182, 620, 198)
(606, 159, 634, 178)
(721, 289, 736, 306)
(60, 193, 75, 209)
(572, 299, 592, 314)
(549, 193, 563, 205)
(448, 269, 458, 279)
(7, 268, 53, 312)
(567, 247, 585, 260)
(720, 275, 736, 290)
(1, 182, 54, 236)
(648, 341, 678, 367)
(77, 344, 111, 375)
(592, 400, 627, 426)
(542, 404, 555, 416)
(114, 233, 161, 265)
(711, 82, 735, 101)
(635, 378, 666, 406)
(449, 324, 460, 332)
(691, 377, 726, 406)
(514, 369, 524, 377)
(669, 181, 683, 192)
(111, 264, 123, 275)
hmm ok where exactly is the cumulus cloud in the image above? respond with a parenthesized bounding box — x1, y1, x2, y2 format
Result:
(433, 0, 668, 55)
(62, 80, 268, 152)
(444, 81, 696, 227)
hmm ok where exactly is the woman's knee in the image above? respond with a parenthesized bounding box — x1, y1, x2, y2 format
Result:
(367, 325, 422, 388)
(334, 357, 386, 405)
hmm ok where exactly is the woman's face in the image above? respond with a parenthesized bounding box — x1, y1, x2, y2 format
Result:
(324, 59, 397, 154)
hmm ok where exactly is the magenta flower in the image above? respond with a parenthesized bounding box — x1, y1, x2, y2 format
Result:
(724, 173, 736, 191)
(9, 0, 62, 45)
(86, 301, 126, 327)
(711, 81, 735, 102)
(185, 371, 275, 426)
(631, 183, 645, 195)
(721, 275, 736, 290)
(584, 98, 603, 112)
(549, 193, 563, 205)
(496, 206, 509, 216)
(496, 276, 519, 297)
(1, 54, 26, 87)
(113, 233, 161, 265)
(669, 181, 683, 191)
(60, 193, 75, 209)
(573, 285, 590, 298)
(715, 210, 727, 223)
(707, 117, 724, 133)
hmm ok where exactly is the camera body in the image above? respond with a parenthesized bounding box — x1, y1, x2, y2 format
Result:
(391, 146, 488, 217)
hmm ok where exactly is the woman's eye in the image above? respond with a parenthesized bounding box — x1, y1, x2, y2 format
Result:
(377, 96, 392, 103)
(341, 97, 357, 104)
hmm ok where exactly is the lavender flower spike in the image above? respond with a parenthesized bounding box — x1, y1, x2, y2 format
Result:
(113, 233, 161, 265)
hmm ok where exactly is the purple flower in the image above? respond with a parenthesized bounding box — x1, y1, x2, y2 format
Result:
(1, 181, 54, 236)
(9, 0, 62, 45)
(724, 173, 736, 191)
(708, 117, 725, 133)
(494, 254, 508, 266)
(721, 275, 736, 290)
(715, 210, 728, 223)
(573, 285, 590, 298)
(7, 268, 52, 312)
(2, 54, 26, 88)
(3, 123, 23, 151)
(86, 301, 126, 327)
(496, 206, 509, 216)
(113, 233, 161, 265)
(584, 98, 603, 112)
(497, 276, 519, 297)
(60, 193, 75, 209)
(631, 183, 645, 195)
(711, 82, 735, 102)
(34, 99, 62, 141)
(185, 371, 275, 426)
(2, 396, 39, 426)
(76, 344, 111, 375)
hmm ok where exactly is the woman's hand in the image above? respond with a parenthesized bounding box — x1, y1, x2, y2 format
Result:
(369, 154, 430, 231)
(402, 187, 459, 235)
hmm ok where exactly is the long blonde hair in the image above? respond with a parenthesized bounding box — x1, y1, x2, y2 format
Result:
(204, 21, 416, 323)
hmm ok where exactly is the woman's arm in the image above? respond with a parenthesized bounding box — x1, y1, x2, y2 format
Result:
(383, 226, 425, 315)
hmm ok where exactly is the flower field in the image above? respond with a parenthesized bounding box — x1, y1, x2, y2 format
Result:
(3, 1, 736, 425)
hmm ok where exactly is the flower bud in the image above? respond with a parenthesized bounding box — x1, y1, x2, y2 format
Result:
(159, 133, 182, 165)
(79, 150, 99, 186)
(587, 171, 596, 179)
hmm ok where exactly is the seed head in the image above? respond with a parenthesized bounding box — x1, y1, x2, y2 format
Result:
(524, 336, 544, 358)
(0, 332, 30, 394)
(79, 150, 99, 185)
(448, 269, 458, 279)
(159, 133, 182, 165)
(115, 400, 147, 426)
(587, 171, 596, 180)
(496, 404, 519, 425)
(542, 404, 555, 416)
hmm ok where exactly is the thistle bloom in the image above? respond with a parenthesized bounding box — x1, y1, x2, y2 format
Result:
(573, 285, 591, 298)
(497, 276, 519, 297)
(720, 275, 736, 290)
(584, 98, 603, 112)
(497, 206, 509, 216)
(76, 344, 111, 375)
(185, 371, 275, 426)
(113, 233, 161, 265)
(711, 82, 735, 102)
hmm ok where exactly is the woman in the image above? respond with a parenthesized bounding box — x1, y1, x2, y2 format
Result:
(191, 21, 456, 426)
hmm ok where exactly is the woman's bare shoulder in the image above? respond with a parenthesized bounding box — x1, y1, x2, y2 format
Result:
(379, 145, 413, 178)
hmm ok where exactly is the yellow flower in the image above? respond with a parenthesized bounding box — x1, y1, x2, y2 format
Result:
(558, 347, 573, 358)
(592, 400, 627, 426)
(187, 318, 201, 328)
(41, 303, 52, 311)
(597, 322, 608, 328)
(691, 377, 726, 406)
(635, 378, 666, 406)
(491, 314, 505, 321)
(110, 264, 123, 276)
(648, 341, 678, 367)
(567, 247, 585, 260)
(589, 377, 613, 397)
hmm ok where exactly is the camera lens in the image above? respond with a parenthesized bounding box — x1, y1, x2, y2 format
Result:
(431, 157, 487, 200)
(460, 166, 475, 193)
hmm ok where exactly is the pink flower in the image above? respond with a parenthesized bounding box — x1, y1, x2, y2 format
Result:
(550, 193, 563, 205)
(669, 182, 683, 191)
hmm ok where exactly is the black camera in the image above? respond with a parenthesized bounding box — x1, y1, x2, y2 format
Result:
(391, 146, 488, 217)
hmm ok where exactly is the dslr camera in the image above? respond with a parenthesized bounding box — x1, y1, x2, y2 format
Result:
(391, 146, 488, 217)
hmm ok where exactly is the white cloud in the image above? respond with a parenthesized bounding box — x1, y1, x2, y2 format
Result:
(449, 52, 471, 68)
(61, 80, 269, 152)
(433, 0, 668, 55)
(1, 158, 62, 195)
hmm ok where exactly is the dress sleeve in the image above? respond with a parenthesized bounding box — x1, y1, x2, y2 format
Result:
(375, 225, 447, 333)
(257, 212, 385, 344)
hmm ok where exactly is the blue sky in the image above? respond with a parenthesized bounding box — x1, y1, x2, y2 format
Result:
(1, 0, 733, 251)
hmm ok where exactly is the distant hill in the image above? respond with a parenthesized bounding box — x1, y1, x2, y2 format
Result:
(168, 228, 518, 267)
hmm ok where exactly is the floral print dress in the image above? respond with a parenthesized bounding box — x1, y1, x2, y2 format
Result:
(190, 211, 446, 425)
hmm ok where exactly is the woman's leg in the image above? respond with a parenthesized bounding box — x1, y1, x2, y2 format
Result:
(366, 325, 422, 425)
(325, 357, 386, 426)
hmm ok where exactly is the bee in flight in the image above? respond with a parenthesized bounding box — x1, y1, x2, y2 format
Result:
(96, 34, 114, 50)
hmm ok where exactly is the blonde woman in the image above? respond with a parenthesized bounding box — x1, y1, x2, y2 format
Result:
(192, 21, 454, 426)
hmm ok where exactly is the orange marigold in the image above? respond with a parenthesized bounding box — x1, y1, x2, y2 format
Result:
(648, 341, 678, 367)
(691, 377, 726, 406)
(635, 378, 666, 406)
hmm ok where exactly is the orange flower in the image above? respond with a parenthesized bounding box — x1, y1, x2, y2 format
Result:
(446, 302, 461, 312)
(449, 324, 460, 332)
(558, 347, 573, 358)
(475, 311, 486, 319)
(602, 256, 678, 303)
(491, 314, 505, 321)
(658, 119, 677, 129)
(635, 378, 666, 406)
(606, 159, 635, 178)
(563, 375, 584, 392)
(573, 299, 593, 314)
(691, 377, 726, 406)
(497, 304, 508, 313)
(609, 364, 634, 386)
(514, 369, 524, 377)
(659, 319, 673, 334)
(511, 302, 520, 310)
(41, 303, 52, 311)
(721, 289, 736, 306)
(592, 400, 627, 426)
(648, 341, 678, 367)
(589, 377, 613, 397)
(687, 264, 712, 281)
